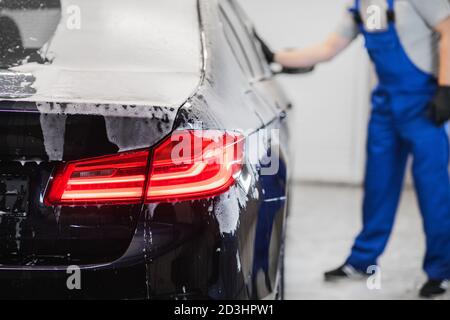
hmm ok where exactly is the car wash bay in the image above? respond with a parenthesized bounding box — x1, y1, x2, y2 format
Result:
(239, 0, 450, 299)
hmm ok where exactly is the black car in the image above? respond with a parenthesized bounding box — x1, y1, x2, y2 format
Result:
(0, 0, 299, 299)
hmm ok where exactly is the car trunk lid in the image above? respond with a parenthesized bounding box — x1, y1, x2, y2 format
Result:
(0, 100, 179, 267)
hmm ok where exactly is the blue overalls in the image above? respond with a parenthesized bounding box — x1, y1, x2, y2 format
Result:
(347, 0, 450, 280)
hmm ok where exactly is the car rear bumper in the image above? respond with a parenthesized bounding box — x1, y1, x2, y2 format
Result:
(0, 200, 248, 300)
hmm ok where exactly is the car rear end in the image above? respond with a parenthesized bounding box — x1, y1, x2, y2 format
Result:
(0, 103, 153, 299)
(0, 0, 235, 299)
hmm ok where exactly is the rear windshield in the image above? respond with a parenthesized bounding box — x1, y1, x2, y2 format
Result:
(0, 0, 201, 105)
(0, 0, 61, 68)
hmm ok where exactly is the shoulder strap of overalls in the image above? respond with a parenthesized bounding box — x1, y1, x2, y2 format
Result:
(349, 0, 363, 25)
(387, 0, 396, 23)
(350, 0, 396, 25)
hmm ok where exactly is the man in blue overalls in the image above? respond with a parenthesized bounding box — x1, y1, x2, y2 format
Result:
(259, 0, 450, 298)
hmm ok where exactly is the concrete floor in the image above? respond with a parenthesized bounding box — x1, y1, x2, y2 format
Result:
(285, 183, 450, 300)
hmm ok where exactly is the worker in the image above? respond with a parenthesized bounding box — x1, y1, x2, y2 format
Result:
(260, 0, 450, 298)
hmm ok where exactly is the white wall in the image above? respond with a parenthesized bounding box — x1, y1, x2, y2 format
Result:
(238, 0, 372, 184)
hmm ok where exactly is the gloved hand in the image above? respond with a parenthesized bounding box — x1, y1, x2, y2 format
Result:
(429, 86, 450, 126)
(254, 33, 315, 75)
(254, 33, 275, 64)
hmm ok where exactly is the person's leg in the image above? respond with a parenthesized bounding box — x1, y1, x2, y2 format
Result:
(346, 112, 409, 271)
(404, 116, 450, 281)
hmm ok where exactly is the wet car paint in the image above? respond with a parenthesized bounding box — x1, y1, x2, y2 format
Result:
(0, 0, 292, 300)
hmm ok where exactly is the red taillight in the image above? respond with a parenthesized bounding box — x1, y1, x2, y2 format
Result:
(146, 131, 244, 202)
(44, 131, 244, 206)
(45, 151, 149, 205)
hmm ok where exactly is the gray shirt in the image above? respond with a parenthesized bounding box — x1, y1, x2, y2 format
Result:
(336, 0, 450, 76)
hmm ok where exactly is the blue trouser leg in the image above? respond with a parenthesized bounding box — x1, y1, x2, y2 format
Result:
(401, 116, 450, 280)
(346, 111, 409, 271)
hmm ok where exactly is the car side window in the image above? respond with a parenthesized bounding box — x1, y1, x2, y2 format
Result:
(227, 0, 271, 77)
(219, 8, 253, 78)
(219, 2, 265, 81)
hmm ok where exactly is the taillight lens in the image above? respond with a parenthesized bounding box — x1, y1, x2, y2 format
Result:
(146, 131, 244, 202)
(44, 130, 244, 206)
(45, 151, 149, 205)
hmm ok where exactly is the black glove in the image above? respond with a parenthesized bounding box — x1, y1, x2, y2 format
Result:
(429, 86, 450, 126)
(254, 33, 275, 64)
